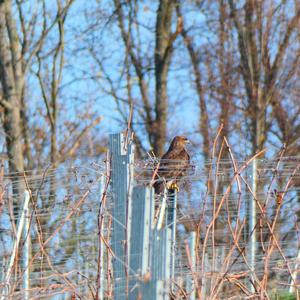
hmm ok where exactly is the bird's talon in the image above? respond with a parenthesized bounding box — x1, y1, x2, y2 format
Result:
(170, 182, 179, 192)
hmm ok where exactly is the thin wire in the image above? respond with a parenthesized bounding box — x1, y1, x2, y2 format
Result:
(1, 157, 299, 298)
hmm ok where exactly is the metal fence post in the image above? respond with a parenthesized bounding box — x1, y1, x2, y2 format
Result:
(109, 133, 134, 299)
(167, 190, 177, 284)
(129, 186, 153, 299)
(150, 227, 171, 300)
(1, 190, 30, 300)
(186, 231, 196, 300)
(249, 159, 257, 292)
(23, 190, 31, 300)
(99, 175, 105, 299)
(149, 191, 176, 299)
(109, 133, 179, 299)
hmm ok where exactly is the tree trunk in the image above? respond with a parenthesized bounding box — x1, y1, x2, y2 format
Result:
(0, 0, 25, 200)
(154, 0, 174, 156)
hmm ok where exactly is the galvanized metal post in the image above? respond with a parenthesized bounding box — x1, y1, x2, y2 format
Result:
(249, 159, 257, 292)
(109, 133, 134, 299)
(1, 190, 30, 300)
(98, 175, 105, 299)
(150, 227, 171, 299)
(167, 190, 177, 282)
(129, 186, 153, 299)
(148, 191, 175, 299)
(109, 133, 179, 299)
(186, 231, 196, 300)
(156, 189, 167, 230)
(23, 190, 30, 300)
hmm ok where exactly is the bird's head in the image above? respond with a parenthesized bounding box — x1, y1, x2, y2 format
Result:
(171, 136, 190, 148)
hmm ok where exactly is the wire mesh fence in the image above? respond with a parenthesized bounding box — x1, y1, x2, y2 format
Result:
(0, 133, 299, 299)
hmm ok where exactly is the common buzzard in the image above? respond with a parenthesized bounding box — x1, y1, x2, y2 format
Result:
(153, 136, 191, 194)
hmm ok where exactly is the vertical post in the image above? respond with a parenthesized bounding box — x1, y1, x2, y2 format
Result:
(109, 133, 134, 299)
(129, 186, 152, 299)
(164, 228, 172, 281)
(186, 232, 196, 300)
(98, 175, 105, 299)
(249, 159, 257, 291)
(149, 194, 172, 299)
(166, 189, 177, 291)
(151, 228, 164, 281)
(167, 190, 177, 285)
(1, 190, 30, 300)
(156, 189, 167, 230)
(150, 228, 171, 299)
(289, 249, 300, 294)
(149, 190, 176, 298)
(130, 186, 152, 275)
(23, 190, 30, 300)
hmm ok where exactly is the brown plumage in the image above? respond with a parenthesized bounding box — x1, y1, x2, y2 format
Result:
(153, 136, 191, 194)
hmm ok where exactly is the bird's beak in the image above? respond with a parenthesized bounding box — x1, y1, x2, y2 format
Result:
(185, 139, 191, 144)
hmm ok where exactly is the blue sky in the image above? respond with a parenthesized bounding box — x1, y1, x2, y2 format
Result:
(8, 0, 298, 164)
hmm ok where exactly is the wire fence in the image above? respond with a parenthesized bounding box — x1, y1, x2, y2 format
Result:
(0, 133, 299, 299)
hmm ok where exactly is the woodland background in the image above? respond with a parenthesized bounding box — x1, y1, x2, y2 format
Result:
(1, 0, 300, 182)
(0, 0, 300, 298)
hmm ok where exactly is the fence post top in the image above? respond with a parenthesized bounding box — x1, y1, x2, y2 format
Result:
(109, 133, 135, 159)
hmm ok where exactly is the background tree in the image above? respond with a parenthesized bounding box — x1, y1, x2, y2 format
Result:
(0, 0, 25, 200)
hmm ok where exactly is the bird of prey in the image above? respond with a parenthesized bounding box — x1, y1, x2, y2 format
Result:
(153, 136, 191, 194)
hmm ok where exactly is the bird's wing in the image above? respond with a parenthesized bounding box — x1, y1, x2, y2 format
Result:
(154, 144, 191, 193)
(172, 149, 190, 180)
(158, 148, 190, 181)
(153, 148, 179, 193)
(157, 148, 181, 180)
